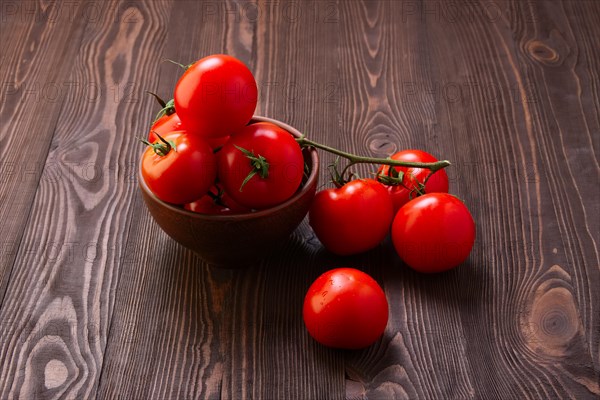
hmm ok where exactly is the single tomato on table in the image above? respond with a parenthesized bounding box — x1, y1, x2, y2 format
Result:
(303, 268, 389, 349)
(309, 179, 394, 256)
(377, 150, 449, 213)
(174, 54, 258, 138)
(217, 122, 304, 210)
(141, 131, 217, 205)
(391, 193, 475, 273)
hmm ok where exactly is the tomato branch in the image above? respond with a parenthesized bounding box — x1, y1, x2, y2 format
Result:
(296, 136, 451, 182)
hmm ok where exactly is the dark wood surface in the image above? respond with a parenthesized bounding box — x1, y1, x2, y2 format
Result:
(1, 1, 598, 399)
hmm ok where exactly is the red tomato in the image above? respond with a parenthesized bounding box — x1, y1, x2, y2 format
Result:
(184, 185, 250, 215)
(141, 131, 217, 204)
(309, 179, 394, 256)
(303, 268, 389, 349)
(174, 54, 258, 138)
(206, 135, 230, 150)
(148, 112, 228, 150)
(217, 122, 304, 209)
(392, 193, 475, 273)
(378, 150, 449, 213)
(148, 113, 182, 143)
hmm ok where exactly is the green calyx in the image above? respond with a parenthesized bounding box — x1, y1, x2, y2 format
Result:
(147, 92, 176, 122)
(327, 157, 360, 188)
(376, 164, 405, 186)
(375, 166, 430, 199)
(153, 98, 176, 123)
(206, 186, 227, 207)
(141, 132, 176, 157)
(235, 145, 270, 192)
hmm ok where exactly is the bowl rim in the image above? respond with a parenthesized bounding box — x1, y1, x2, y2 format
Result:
(138, 115, 320, 221)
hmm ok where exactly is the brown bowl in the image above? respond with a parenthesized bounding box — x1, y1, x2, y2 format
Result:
(139, 116, 319, 268)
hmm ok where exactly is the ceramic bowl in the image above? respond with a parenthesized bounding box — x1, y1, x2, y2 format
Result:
(139, 116, 319, 268)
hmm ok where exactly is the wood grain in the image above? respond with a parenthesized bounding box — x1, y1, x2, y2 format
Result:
(222, 1, 345, 398)
(95, 0, 245, 398)
(0, 0, 598, 399)
(0, 0, 88, 306)
(0, 0, 173, 398)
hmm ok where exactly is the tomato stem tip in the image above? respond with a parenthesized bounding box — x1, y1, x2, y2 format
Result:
(161, 58, 193, 70)
(297, 136, 451, 185)
(153, 98, 176, 123)
(143, 131, 176, 156)
(146, 91, 167, 108)
(297, 136, 450, 171)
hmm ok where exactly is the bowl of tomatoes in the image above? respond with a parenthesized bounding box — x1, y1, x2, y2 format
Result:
(138, 115, 319, 268)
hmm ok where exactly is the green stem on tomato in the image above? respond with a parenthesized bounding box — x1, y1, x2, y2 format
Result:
(205, 187, 227, 207)
(162, 58, 193, 70)
(296, 136, 451, 182)
(235, 145, 270, 192)
(153, 98, 175, 122)
(141, 131, 176, 157)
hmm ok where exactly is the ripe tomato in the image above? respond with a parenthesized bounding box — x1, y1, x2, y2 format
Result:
(309, 179, 394, 256)
(303, 268, 389, 349)
(184, 185, 250, 215)
(217, 122, 304, 210)
(206, 135, 230, 150)
(148, 112, 227, 149)
(378, 150, 449, 213)
(174, 54, 258, 138)
(141, 131, 217, 204)
(148, 112, 182, 143)
(392, 193, 475, 273)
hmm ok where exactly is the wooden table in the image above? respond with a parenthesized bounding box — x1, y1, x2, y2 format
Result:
(1, 1, 598, 399)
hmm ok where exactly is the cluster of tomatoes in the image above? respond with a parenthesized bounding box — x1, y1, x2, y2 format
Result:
(309, 150, 475, 274)
(141, 54, 476, 351)
(303, 150, 476, 349)
(141, 54, 305, 213)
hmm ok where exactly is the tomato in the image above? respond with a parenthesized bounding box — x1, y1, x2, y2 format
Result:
(148, 113, 229, 150)
(377, 150, 449, 213)
(391, 193, 475, 273)
(141, 131, 217, 204)
(309, 179, 394, 256)
(303, 268, 389, 349)
(217, 122, 304, 209)
(174, 54, 258, 138)
(148, 112, 183, 143)
(184, 185, 250, 215)
(148, 113, 229, 149)
(206, 135, 230, 150)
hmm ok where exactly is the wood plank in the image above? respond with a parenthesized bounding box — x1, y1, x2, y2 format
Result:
(551, 0, 600, 374)
(97, 1, 253, 398)
(0, 1, 597, 399)
(339, 0, 600, 399)
(0, 0, 87, 305)
(501, 0, 600, 392)
(225, 1, 345, 398)
(97, 1, 346, 399)
(336, 2, 477, 398)
(438, 0, 600, 397)
(0, 0, 174, 398)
